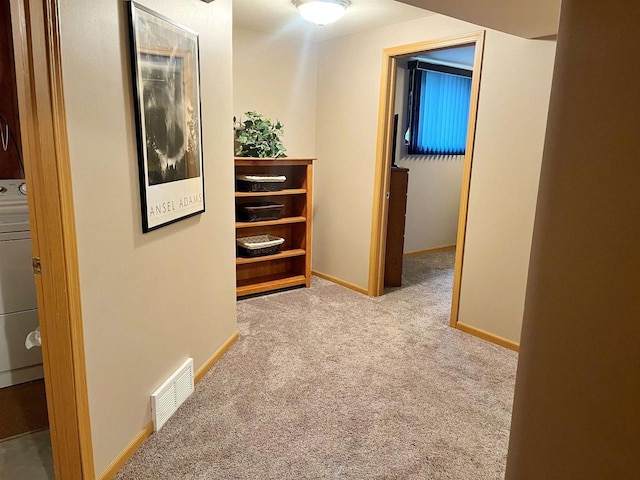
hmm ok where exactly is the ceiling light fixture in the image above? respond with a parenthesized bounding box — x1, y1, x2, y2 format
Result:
(293, 0, 351, 26)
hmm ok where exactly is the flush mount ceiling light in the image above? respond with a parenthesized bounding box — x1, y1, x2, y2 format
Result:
(293, 0, 351, 26)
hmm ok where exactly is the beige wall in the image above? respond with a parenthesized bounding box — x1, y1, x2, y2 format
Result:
(59, 0, 237, 475)
(314, 15, 555, 342)
(397, 154, 464, 252)
(394, 65, 464, 253)
(233, 27, 317, 157)
(507, 0, 640, 477)
(457, 30, 555, 342)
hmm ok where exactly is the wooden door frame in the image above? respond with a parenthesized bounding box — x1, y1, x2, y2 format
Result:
(10, 0, 94, 478)
(367, 32, 485, 329)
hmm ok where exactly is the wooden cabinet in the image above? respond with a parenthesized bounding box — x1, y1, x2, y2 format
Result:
(384, 167, 409, 287)
(234, 157, 314, 297)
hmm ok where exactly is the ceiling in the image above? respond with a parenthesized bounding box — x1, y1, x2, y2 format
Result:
(233, 0, 561, 41)
(396, 0, 561, 39)
(233, 0, 435, 42)
(415, 44, 475, 69)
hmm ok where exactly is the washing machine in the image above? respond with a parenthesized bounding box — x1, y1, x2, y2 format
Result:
(0, 179, 42, 388)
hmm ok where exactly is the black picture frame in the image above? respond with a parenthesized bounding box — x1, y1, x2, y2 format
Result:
(128, 1, 205, 232)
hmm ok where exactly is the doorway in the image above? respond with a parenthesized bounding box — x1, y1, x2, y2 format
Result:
(369, 32, 485, 329)
(1, 0, 51, 475)
(6, 0, 94, 478)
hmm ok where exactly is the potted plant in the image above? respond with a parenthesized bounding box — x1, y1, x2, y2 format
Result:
(233, 111, 287, 158)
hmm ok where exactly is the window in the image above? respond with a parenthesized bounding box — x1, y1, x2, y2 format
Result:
(406, 61, 472, 155)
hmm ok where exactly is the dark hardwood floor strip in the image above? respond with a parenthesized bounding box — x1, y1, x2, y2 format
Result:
(0, 379, 49, 440)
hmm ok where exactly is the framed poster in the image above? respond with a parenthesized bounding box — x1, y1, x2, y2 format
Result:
(128, 2, 205, 232)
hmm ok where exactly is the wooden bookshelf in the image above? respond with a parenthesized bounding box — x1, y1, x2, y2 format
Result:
(235, 249, 306, 265)
(234, 157, 314, 297)
(235, 216, 306, 229)
(235, 188, 306, 198)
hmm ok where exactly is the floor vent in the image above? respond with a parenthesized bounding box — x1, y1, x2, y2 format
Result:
(151, 358, 194, 432)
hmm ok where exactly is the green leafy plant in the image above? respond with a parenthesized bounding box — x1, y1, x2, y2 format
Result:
(234, 111, 287, 158)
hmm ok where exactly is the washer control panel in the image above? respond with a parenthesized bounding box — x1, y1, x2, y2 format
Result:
(0, 180, 28, 203)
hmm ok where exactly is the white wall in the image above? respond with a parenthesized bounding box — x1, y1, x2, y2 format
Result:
(233, 27, 317, 157)
(314, 15, 556, 343)
(394, 64, 464, 253)
(59, 0, 237, 474)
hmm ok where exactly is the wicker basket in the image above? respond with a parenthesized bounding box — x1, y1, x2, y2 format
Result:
(236, 202, 284, 222)
(236, 234, 285, 258)
(236, 174, 286, 192)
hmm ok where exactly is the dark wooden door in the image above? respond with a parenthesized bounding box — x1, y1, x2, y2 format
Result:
(0, 0, 23, 179)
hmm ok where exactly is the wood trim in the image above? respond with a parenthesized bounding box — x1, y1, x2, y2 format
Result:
(98, 331, 239, 480)
(236, 249, 306, 265)
(305, 162, 313, 287)
(383, 33, 483, 58)
(96, 422, 154, 480)
(233, 157, 313, 166)
(455, 322, 520, 352)
(312, 271, 368, 295)
(368, 52, 397, 296)
(450, 32, 485, 328)
(367, 31, 486, 333)
(404, 245, 456, 256)
(235, 188, 307, 198)
(236, 216, 306, 228)
(236, 274, 307, 297)
(11, 0, 95, 478)
(194, 331, 239, 384)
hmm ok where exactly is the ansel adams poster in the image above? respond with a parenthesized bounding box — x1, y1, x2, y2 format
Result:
(128, 2, 204, 232)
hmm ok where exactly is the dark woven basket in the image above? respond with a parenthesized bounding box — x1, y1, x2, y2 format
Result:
(236, 202, 284, 222)
(237, 244, 282, 258)
(236, 179, 284, 192)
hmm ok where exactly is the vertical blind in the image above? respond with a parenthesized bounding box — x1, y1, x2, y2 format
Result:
(408, 68, 472, 155)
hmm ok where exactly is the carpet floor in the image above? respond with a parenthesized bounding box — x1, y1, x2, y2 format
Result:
(115, 250, 518, 479)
